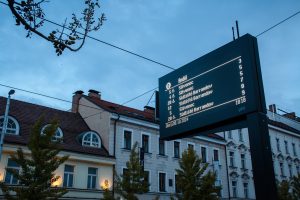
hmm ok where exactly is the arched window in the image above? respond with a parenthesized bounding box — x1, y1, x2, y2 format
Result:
(82, 132, 101, 148)
(0, 116, 20, 135)
(41, 125, 63, 142)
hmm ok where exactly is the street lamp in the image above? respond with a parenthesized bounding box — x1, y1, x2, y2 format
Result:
(0, 89, 15, 160)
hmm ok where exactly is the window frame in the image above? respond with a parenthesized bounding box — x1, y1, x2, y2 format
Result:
(123, 128, 133, 150)
(232, 180, 237, 198)
(213, 148, 219, 162)
(82, 131, 101, 148)
(241, 153, 246, 169)
(229, 151, 235, 167)
(173, 141, 180, 158)
(243, 182, 249, 198)
(158, 137, 166, 156)
(201, 146, 208, 163)
(87, 167, 98, 189)
(0, 116, 20, 135)
(284, 140, 289, 154)
(141, 132, 151, 153)
(144, 169, 151, 191)
(187, 142, 195, 151)
(41, 124, 63, 142)
(63, 164, 75, 188)
(158, 171, 166, 192)
(4, 158, 20, 185)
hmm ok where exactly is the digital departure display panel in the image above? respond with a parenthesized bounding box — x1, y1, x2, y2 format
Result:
(159, 34, 266, 140)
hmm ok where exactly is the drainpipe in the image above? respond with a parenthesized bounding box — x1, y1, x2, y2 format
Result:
(224, 131, 231, 200)
(112, 113, 120, 198)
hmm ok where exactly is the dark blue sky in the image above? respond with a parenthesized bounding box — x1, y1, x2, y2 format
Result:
(0, 0, 299, 116)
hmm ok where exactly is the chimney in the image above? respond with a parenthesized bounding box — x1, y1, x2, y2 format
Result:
(144, 106, 155, 115)
(269, 104, 277, 113)
(88, 89, 101, 99)
(283, 112, 296, 120)
(72, 90, 84, 113)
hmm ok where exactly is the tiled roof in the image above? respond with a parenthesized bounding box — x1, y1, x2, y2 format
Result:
(0, 97, 110, 158)
(84, 96, 225, 141)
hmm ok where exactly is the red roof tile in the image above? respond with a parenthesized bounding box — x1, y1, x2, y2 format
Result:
(0, 97, 111, 158)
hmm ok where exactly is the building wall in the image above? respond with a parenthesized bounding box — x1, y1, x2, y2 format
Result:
(0, 144, 115, 199)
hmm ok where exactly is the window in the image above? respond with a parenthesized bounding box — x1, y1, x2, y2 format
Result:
(276, 138, 281, 152)
(232, 181, 237, 198)
(288, 165, 293, 178)
(144, 170, 150, 190)
(123, 130, 132, 150)
(201, 147, 207, 163)
(4, 158, 20, 184)
(292, 143, 297, 156)
(285, 140, 289, 154)
(0, 116, 19, 135)
(280, 163, 284, 176)
(228, 130, 232, 139)
(63, 165, 74, 187)
(188, 143, 194, 150)
(175, 174, 181, 193)
(159, 172, 166, 192)
(174, 141, 180, 158)
(159, 139, 165, 155)
(238, 129, 243, 142)
(142, 134, 150, 153)
(82, 131, 101, 148)
(41, 125, 63, 142)
(243, 182, 249, 198)
(241, 154, 246, 169)
(213, 149, 219, 162)
(87, 167, 97, 189)
(229, 151, 235, 167)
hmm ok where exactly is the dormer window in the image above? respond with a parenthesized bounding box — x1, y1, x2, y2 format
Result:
(0, 116, 20, 135)
(41, 125, 63, 142)
(82, 131, 101, 148)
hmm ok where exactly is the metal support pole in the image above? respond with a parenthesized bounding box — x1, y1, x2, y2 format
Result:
(0, 90, 15, 160)
(247, 112, 278, 200)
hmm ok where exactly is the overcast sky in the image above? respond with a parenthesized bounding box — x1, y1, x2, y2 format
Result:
(0, 0, 299, 116)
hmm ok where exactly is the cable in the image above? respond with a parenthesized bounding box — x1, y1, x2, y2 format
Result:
(0, 83, 157, 115)
(256, 10, 300, 37)
(0, 1, 175, 70)
(146, 91, 155, 106)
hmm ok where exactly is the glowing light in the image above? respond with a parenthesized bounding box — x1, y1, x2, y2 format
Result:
(0, 172, 4, 182)
(101, 179, 110, 190)
(51, 176, 62, 187)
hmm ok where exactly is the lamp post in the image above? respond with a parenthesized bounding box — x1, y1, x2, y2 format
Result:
(0, 90, 15, 160)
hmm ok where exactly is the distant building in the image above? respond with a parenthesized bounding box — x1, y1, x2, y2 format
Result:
(73, 89, 230, 200)
(0, 97, 115, 199)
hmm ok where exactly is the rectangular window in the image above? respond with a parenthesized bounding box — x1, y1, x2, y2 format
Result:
(142, 134, 150, 153)
(285, 140, 289, 154)
(241, 154, 246, 169)
(292, 143, 297, 156)
(159, 172, 166, 192)
(174, 141, 180, 158)
(124, 130, 132, 150)
(144, 170, 150, 190)
(280, 163, 284, 176)
(5, 159, 20, 184)
(159, 139, 165, 155)
(201, 147, 207, 163)
(175, 174, 181, 193)
(288, 165, 293, 178)
(228, 130, 232, 139)
(276, 138, 281, 152)
(213, 149, 219, 162)
(63, 165, 74, 187)
(188, 143, 194, 150)
(243, 182, 249, 198)
(238, 129, 243, 142)
(87, 167, 97, 189)
(232, 181, 237, 198)
(229, 151, 235, 167)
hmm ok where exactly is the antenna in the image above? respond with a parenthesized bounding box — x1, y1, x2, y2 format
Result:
(232, 27, 236, 41)
(236, 20, 240, 38)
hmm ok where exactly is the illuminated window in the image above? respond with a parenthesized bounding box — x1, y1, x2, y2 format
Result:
(63, 165, 74, 187)
(82, 131, 101, 148)
(87, 167, 97, 189)
(5, 158, 20, 184)
(41, 124, 63, 142)
(0, 116, 19, 135)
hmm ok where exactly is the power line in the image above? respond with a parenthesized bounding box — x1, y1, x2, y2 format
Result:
(256, 10, 300, 37)
(0, 83, 156, 114)
(0, 1, 175, 70)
